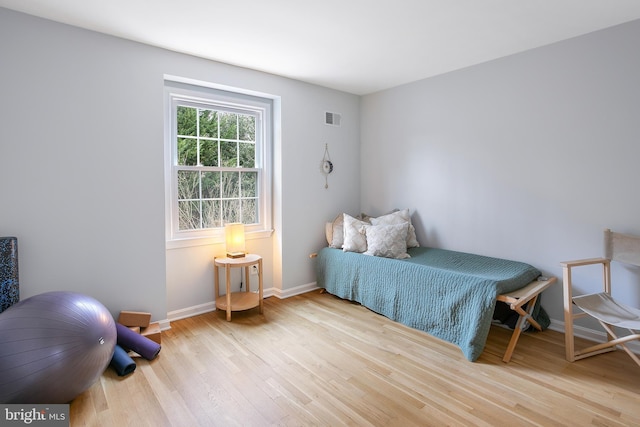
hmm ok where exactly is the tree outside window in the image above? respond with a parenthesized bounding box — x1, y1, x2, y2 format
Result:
(176, 106, 259, 231)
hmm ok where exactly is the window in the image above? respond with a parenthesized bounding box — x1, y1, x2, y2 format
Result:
(165, 78, 273, 246)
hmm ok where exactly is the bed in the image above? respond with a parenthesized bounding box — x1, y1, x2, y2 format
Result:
(316, 211, 556, 362)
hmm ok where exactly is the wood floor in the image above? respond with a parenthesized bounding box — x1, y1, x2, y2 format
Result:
(70, 291, 640, 426)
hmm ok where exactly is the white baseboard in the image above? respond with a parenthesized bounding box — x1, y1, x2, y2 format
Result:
(157, 318, 171, 331)
(164, 282, 320, 326)
(167, 301, 217, 323)
(269, 281, 320, 299)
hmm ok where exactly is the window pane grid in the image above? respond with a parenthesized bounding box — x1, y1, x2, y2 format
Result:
(176, 178, 259, 229)
(175, 103, 259, 231)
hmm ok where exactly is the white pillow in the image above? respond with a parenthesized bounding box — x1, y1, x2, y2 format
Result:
(329, 213, 345, 248)
(364, 223, 410, 259)
(342, 214, 369, 253)
(370, 208, 419, 248)
(325, 222, 334, 246)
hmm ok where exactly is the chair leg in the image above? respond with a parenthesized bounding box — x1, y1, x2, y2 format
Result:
(619, 346, 640, 367)
(621, 335, 640, 367)
(562, 266, 576, 362)
(572, 321, 637, 362)
(600, 323, 640, 368)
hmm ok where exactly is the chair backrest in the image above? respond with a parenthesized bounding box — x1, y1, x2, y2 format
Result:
(604, 229, 640, 266)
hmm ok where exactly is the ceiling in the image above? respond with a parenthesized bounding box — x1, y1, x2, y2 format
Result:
(2, 1, 640, 95)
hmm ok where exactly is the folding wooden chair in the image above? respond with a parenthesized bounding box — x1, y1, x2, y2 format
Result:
(560, 229, 640, 366)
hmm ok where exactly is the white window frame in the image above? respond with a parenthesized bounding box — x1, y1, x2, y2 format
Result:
(164, 76, 274, 249)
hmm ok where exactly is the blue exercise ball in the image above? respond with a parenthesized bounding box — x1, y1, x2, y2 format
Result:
(0, 291, 116, 403)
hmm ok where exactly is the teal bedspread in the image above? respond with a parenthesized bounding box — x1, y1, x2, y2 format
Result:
(316, 247, 541, 361)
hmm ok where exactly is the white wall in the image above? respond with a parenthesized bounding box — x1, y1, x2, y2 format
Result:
(0, 8, 360, 322)
(360, 19, 640, 329)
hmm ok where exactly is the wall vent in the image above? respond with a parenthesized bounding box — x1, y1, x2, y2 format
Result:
(325, 111, 341, 126)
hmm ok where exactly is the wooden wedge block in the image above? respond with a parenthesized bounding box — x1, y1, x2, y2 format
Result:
(118, 311, 151, 328)
(141, 322, 161, 344)
(127, 326, 141, 334)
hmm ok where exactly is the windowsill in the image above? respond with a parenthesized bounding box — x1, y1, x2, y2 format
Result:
(166, 229, 274, 250)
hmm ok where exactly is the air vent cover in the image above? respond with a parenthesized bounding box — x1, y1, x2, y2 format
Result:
(325, 111, 341, 126)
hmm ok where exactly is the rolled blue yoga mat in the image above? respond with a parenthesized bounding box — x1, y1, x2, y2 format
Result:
(116, 323, 161, 361)
(110, 345, 136, 376)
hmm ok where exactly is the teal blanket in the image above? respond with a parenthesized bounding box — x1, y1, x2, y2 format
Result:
(316, 247, 541, 361)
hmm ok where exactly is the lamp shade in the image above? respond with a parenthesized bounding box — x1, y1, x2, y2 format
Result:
(225, 223, 246, 258)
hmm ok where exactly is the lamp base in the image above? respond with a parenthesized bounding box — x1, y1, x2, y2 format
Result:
(226, 251, 246, 259)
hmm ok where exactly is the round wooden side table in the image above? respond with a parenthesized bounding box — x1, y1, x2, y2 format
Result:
(214, 254, 263, 321)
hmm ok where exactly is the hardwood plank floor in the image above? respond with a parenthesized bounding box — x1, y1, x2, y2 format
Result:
(70, 291, 640, 426)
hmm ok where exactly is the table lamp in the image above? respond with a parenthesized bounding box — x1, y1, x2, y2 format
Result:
(225, 223, 246, 258)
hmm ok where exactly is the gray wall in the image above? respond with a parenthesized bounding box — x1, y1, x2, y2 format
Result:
(0, 8, 361, 322)
(3, 5, 638, 332)
(360, 19, 640, 330)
